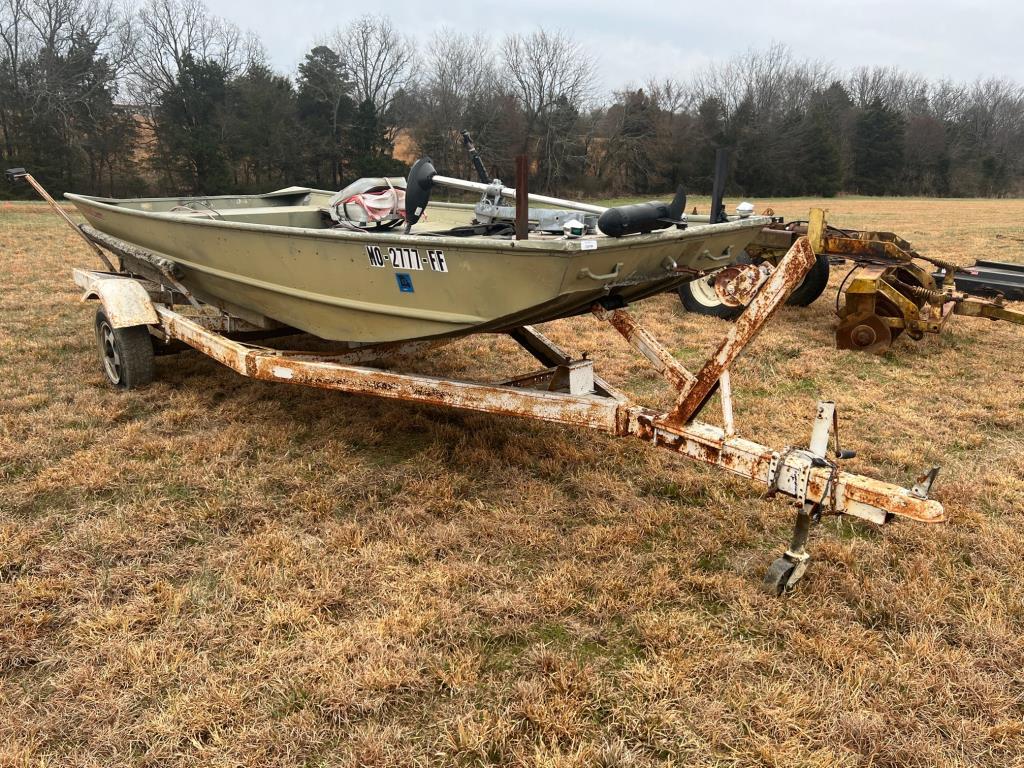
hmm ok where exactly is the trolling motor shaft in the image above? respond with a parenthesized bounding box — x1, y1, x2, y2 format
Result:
(460, 130, 491, 184)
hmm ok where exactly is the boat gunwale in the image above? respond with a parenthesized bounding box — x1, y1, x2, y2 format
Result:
(64, 192, 771, 255)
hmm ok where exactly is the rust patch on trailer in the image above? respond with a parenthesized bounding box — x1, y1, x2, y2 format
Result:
(713, 264, 770, 307)
(151, 299, 945, 528)
(828, 475, 946, 523)
(243, 353, 623, 433)
(666, 237, 816, 425)
(73, 269, 159, 328)
(638, 414, 944, 524)
(594, 305, 697, 391)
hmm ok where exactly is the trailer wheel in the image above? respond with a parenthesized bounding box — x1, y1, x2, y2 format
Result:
(94, 309, 155, 389)
(762, 556, 798, 596)
(677, 274, 744, 320)
(785, 253, 830, 307)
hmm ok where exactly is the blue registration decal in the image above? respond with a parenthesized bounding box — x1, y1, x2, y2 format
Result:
(395, 273, 414, 293)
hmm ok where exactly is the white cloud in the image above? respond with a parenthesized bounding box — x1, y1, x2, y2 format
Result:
(205, 0, 1024, 86)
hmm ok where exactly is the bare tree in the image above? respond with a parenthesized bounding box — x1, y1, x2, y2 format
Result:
(644, 77, 688, 116)
(0, 0, 30, 159)
(689, 43, 832, 120)
(501, 28, 595, 148)
(128, 0, 259, 104)
(408, 29, 503, 175)
(847, 65, 930, 113)
(329, 14, 413, 125)
(22, 0, 133, 111)
(500, 28, 596, 190)
(0, 0, 138, 192)
(928, 79, 969, 123)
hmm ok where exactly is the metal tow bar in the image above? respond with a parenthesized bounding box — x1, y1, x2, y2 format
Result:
(596, 237, 945, 592)
(632, 404, 943, 593)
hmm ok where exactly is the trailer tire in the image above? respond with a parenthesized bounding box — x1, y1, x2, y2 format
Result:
(94, 309, 155, 389)
(785, 253, 830, 307)
(677, 274, 744, 320)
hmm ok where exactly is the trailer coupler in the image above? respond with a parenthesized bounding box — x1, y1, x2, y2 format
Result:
(631, 402, 944, 593)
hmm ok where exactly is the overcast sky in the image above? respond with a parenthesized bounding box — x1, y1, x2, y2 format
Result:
(209, 0, 1024, 90)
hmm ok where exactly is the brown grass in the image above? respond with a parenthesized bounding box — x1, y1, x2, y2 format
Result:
(2, 197, 1024, 767)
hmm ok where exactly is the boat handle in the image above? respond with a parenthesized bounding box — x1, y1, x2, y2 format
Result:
(578, 262, 623, 281)
(703, 246, 734, 262)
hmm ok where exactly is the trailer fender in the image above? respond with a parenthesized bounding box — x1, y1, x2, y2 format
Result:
(72, 268, 159, 328)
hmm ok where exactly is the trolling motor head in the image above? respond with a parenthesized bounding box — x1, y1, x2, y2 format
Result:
(404, 157, 437, 230)
(5, 167, 28, 183)
(597, 186, 687, 238)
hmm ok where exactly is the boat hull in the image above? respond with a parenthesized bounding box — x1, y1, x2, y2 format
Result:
(66, 192, 770, 343)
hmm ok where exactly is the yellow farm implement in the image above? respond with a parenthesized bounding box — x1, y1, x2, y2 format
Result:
(737, 208, 1024, 353)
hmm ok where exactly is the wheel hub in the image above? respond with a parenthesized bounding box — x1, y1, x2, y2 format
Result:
(851, 323, 877, 347)
(836, 312, 893, 354)
(99, 323, 122, 384)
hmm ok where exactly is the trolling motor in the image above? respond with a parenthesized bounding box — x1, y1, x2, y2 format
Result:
(596, 187, 688, 237)
(405, 137, 687, 238)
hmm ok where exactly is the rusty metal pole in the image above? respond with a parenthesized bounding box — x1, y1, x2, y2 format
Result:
(720, 369, 735, 437)
(665, 238, 816, 424)
(515, 155, 528, 241)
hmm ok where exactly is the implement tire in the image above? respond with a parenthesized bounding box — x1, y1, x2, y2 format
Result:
(785, 252, 830, 307)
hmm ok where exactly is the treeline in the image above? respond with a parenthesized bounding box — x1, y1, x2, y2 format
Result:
(3, 0, 1023, 200)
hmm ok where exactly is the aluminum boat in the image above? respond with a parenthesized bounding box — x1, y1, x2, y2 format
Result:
(65, 164, 769, 343)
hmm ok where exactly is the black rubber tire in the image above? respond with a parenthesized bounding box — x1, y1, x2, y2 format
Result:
(94, 309, 155, 389)
(762, 556, 797, 596)
(785, 252, 830, 307)
(677, 274, 744, 320)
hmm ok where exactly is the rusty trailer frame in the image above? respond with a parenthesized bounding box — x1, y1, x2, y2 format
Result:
(71, 233, 945, 594)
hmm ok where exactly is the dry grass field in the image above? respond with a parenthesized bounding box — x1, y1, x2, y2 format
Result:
(2, 197, 1024, 767)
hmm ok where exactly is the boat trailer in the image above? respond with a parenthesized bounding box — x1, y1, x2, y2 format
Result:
(68, 225, 945, 595)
